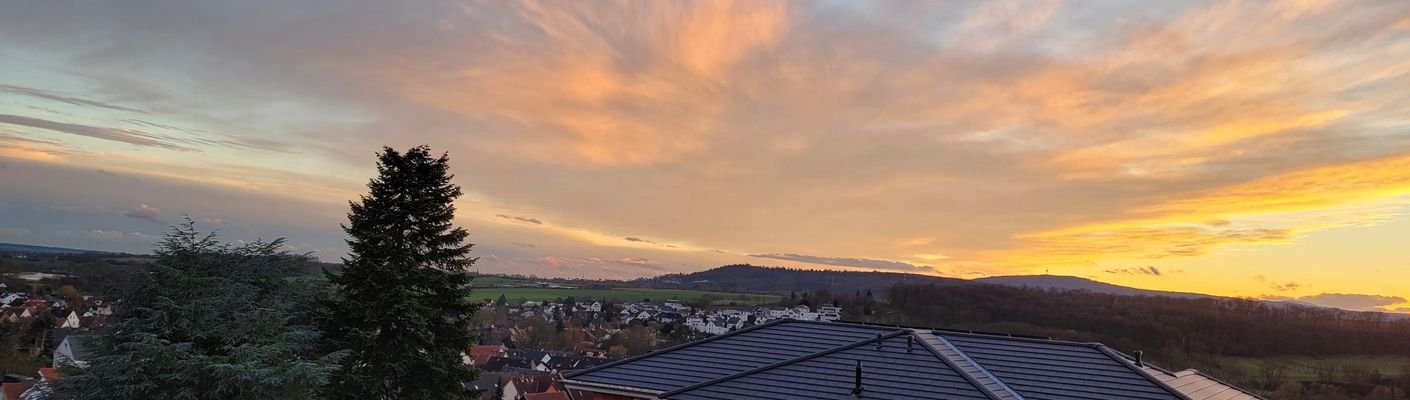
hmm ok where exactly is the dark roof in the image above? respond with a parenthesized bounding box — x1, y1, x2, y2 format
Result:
(566, 319, 900, 393)
(501, 367, 548, 376)
(544, 355, 613, 372)
(466, 372, 501, 394)
(481, 356, 532, 372)
(563, 321, 1216, 400)
(664, 334, 991, 400)
(935, 331, 1185, 400)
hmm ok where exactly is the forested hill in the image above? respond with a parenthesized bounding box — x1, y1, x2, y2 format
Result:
(634, 264, 966, 294)
(974, 275, 1214, 299)
(636, 264, 1210, 299)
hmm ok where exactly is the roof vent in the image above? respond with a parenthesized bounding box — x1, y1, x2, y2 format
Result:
(875, 333, 883, 350)
(906, 335, 914, 353)
(1134, 350, 1144, 367)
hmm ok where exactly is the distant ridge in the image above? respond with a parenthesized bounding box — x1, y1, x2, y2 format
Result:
(635, 264, 966, 294)
(640, 265, 1409, 317)
(973, 275, 1214, 299)
(0, 242, 116, 255)
(638, 265, 1216, 299)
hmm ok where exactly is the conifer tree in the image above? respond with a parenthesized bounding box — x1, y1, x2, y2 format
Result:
(55, 221, 343, 400)
(321, 146, 480, 400)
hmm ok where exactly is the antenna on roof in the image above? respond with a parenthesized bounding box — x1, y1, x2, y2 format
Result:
(852, 360, 864, 396)
(1133, 350, 1144, 367)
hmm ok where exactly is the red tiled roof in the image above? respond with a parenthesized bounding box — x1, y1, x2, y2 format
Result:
(524, 393, 569, 400)
(469, 344, 506, 365)
(2, 381, 32, 400)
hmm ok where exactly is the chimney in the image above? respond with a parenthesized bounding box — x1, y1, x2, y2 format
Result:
(1134, 351, 1144, 367)
(852, 360, 864, 396)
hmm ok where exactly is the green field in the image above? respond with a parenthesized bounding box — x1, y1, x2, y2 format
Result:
(1221, 355, 1410, 381)
(470, 287, 781, 306)
(471, 276, 536, 287)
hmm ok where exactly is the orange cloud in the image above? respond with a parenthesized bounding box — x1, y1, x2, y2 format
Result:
(1001, 155, 1410, 266)
(368, 0, 791, 166)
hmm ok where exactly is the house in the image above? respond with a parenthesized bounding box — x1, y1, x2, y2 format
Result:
(53, 336, 96, 368)
(18, 368, 60, 400)
(57, 311, 80, 329)
(562, 319, 1260, 400)
(482, 356, 533, 373)
(469, 344, 509, 366)
(501, 374, 554, 400)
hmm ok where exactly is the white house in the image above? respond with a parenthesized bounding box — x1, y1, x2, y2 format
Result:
(54, 336, 95, 368)
(59, 311, 81, 329)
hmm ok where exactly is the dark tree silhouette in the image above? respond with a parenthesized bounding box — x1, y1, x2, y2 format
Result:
(320, 146, 481, 400)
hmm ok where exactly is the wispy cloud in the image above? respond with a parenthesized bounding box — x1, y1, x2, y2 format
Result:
(0, 114, 189, 150)
(750, 253, 928, 272)
(495, 214, 542, 225)
(1104, 266, 1163, 276)
(0, 84, 146, 113)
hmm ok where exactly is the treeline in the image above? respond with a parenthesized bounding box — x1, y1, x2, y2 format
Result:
(0, 251, 336, 295)
(885, 283, 1410, 359)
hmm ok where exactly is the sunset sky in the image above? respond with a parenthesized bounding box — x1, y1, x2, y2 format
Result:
(2, 0, 1409, 312)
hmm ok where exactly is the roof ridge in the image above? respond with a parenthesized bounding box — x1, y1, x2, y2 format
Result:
(920, 331, 1023, 400)
(659, 329, 911, 398)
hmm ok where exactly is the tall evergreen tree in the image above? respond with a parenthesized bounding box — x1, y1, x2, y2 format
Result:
(321, 146, 481, 400)
(54, 221, 343, 400)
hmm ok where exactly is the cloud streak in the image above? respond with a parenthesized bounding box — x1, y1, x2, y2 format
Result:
(0, 84, 146, 114)
(0, 114, 189, 150)
(495, 214, 543, 225)
(749, 253, 929, 272)
(1105, 266, 1163, 276)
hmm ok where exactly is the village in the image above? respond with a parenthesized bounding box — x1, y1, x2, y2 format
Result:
(0, 281, 112, 399)
(495, 297, 842, 334)
(457, 297, 845, 399)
